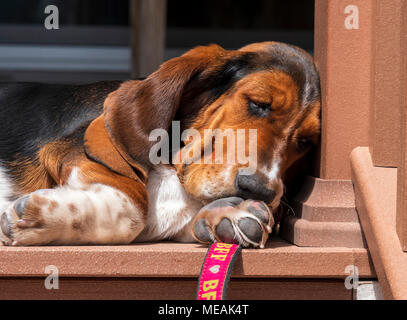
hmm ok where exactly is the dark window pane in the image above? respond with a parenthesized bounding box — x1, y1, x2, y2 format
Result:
(167, 0, 314, 30)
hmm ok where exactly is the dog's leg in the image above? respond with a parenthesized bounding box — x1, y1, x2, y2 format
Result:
(0, 164, 147, 246)
(191, 197, 274, 248)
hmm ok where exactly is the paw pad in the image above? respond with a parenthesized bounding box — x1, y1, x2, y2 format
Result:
(216, 218, 239, 244)
(13, 195, 30, 218)
(193, 219, 213, 243)
(1, 212, 12, 238)
(237, 217, 262, 243)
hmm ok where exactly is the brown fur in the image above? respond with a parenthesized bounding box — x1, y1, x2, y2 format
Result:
(49, 42, 319, 219)
(0, 42, 320, 246)
(7, 157, 55, 195)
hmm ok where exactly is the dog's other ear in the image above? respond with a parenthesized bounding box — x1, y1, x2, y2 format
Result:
(103, 44, 227, 172)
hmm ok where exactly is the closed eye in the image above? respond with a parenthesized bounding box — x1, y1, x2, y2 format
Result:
(248, 100, 272, 118)
(296, 138, 314, 153)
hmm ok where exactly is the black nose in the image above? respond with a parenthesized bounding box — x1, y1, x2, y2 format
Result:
(236, 174, 276, 203)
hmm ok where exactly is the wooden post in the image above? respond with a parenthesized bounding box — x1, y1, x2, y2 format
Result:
(314, 0, 373, 180)
(369, 0, 402, 167)
(365, 0, 407, 251)
(130, 0, 167, 78)
(397, 0, 407, 250)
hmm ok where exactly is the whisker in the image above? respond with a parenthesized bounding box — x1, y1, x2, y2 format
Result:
(280, 198, 296, 216)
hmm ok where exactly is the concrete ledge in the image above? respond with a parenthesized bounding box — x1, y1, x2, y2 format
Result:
(351, 147, 407, 299)
(0, 237, 374, 278)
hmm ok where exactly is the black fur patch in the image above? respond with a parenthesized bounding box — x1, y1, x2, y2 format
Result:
(207, 53, 255, 98)
(176, 53, 255, 129)
(0, 81, 121, 164)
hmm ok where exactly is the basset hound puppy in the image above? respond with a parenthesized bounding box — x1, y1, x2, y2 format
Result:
(0, 42, 320, 247)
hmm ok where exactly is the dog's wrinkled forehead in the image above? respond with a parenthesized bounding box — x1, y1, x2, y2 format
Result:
(177, 42, 320, 125)
(236, 42, 320, 108)
(252, 42, 321, 107)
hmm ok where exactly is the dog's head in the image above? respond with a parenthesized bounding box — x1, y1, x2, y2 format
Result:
(104, 42, 321, 211)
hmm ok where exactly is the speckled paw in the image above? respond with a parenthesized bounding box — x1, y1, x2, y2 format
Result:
(0, 190, 51, 246)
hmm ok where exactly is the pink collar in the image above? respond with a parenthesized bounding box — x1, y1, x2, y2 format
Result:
(197, 242, 241, 300)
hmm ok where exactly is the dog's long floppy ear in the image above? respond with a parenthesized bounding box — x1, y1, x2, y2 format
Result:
(103, 44, 228, 173)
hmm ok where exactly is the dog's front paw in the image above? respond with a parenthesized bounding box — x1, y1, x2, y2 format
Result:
(192, 197, 274, 248)
(0, 190, 54, 246)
